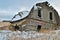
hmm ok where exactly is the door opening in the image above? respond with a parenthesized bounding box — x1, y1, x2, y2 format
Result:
(37, 25, 41, 32)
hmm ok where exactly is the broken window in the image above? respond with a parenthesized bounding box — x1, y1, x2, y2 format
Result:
(49, 12, 52, 20)
(38, 9, 41, 18)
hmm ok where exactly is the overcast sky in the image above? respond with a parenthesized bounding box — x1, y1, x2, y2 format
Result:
(0, 0, 60, 21)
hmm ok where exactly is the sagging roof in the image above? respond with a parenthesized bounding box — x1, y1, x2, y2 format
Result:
(3, 1, 59, 24)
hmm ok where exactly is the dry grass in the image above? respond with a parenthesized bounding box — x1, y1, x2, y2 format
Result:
(39, 29, 54, 34)
(0, 22, 11, 30)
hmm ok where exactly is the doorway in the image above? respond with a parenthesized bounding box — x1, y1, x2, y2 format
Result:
(37, 25, 41, 32)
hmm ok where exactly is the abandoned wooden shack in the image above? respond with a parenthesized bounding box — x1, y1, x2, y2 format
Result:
(2, 1, 60, 31)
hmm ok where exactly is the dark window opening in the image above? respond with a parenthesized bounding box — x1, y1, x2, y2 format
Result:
(38, 9, 41, 18)
(49, 12, 52, 20)
(37, 25, 41, 32)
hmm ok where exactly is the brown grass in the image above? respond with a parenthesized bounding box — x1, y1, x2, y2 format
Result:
(39, 29, 53, 34)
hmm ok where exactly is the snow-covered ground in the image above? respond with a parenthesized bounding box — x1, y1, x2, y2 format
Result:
(0, 30, 60, 40)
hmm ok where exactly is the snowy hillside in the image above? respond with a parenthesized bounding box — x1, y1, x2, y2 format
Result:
(0, 30, 60, 40)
